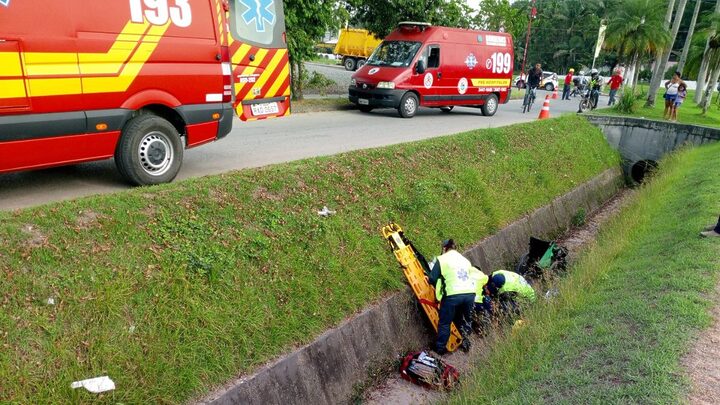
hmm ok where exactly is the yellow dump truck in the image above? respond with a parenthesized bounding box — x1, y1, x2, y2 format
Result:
(334, 28, 382, 71)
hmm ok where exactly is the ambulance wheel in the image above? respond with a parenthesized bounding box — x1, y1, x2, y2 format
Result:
(343, 57, 356, 71)
(398, 92, 418, 118)
(440, 106, 454, 113)
(481, 94, 499, 117)
(359, 105, 373, 113)
(545, 83, 554, 91)
(357, 59, 366, 69)
(115, 114, 183, 186)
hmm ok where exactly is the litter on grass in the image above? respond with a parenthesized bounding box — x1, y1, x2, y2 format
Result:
(70, 376, 115, 394)
(46, 297, 55, 306)
(317, 206, 336, 217)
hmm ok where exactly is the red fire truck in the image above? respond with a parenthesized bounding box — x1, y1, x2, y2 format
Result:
(0, 0, 290, 185)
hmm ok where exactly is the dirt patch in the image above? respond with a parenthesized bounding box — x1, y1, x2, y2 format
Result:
(252, 186, 283, 202)
(359, 189, 635, 404)
(683, 283, 720, 405)
(22, 224, 47, 248)
(75, 210, 102, 230)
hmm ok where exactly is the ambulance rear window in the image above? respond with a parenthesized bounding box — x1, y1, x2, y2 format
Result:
(229, 0, 287, 48)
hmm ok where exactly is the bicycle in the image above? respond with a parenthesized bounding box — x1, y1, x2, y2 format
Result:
(522, 85, 538, 113)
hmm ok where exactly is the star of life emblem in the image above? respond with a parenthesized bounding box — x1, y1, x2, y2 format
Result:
(457, 268, 469, 282)
(0, 0, 10, 7)
(465, 53, 478, 69)
(239, 0, 276, 33)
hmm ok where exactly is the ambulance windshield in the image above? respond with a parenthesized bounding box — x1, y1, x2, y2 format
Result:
(367, 41, 422, 67)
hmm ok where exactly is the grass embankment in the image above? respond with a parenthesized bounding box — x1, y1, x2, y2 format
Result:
(292, 96, 352, 113)
(596, 88, 720, 128)
(451, 142, 720, 404)
(0, 116, 618, 403)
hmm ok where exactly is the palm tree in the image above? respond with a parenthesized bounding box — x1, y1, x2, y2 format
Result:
(646, 0, 689, 106)
(678, 0, 703, 73)
(699, 12, 720, 112)
(604, 0, 670, 91)
(695, 0, 720, 103)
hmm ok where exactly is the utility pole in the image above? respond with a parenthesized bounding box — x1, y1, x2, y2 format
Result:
(520, 0, 537, 80)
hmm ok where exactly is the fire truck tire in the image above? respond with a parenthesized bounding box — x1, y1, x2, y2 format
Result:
(398, 92, 418, 118)
(115, 114, 184, 186)
(481, 94, 499, 117)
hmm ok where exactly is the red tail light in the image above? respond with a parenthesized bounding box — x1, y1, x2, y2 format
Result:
(221, 45, 232, 102)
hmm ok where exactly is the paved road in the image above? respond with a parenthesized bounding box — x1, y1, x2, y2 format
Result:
(0, 92, 607, 210)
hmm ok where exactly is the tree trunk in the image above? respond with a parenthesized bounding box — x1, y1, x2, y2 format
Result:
(291, 60, 304, 101)
(677, 0, 703, 74)
(647, 0, 688, 107)
(695, 0, 720, 103)
(702, 60, 720, 113)
(651, 0, 677, 80)
(632, 57, 641, 92)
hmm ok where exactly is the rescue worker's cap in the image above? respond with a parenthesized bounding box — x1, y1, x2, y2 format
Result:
(488, 273, 506, 295)
(442, 239, 455, 250)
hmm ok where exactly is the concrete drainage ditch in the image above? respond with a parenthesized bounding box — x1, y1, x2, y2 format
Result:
(198, 167, 623, 405)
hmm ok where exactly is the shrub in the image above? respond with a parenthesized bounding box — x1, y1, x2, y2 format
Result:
(614, 86, 639, 114)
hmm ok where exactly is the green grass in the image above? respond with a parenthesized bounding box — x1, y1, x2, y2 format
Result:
(596, 87, 720, 128)
(0, 116, 619, 403)
(450, 142, 720, 404)
(292, 96, 352, 113)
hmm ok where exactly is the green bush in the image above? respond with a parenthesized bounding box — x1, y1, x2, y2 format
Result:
(614, 86, 639, 114)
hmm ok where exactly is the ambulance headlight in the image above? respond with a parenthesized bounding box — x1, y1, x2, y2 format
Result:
(351, 78, 357, 87)
(377, 81, 396, 89)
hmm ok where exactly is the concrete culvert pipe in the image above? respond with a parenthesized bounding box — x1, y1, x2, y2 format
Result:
(631, 160, 658, 184)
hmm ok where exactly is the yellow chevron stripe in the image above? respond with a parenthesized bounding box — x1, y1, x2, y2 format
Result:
(83, 23, 170, 94)
(24, 52, 80, 76)
(0, 52, 23, 77)
(233, 66, 257, 95)
(246, 50, 285, 100)
(0, 80, 27, 99)
(231, 43, 252, 65)
(266, 61, 290, 97)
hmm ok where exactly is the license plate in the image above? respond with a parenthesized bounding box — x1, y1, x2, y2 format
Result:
(250, 102, 279, 116)
(359, 98, 369, 105)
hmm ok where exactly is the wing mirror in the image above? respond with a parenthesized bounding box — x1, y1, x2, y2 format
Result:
(415, 60, 426, 74)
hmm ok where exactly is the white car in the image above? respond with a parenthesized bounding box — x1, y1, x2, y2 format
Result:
(514, 71, 559, 91)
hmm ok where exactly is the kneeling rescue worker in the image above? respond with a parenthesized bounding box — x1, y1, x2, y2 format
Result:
(428, 239, 478, 354)
(486, 270, 536, 317)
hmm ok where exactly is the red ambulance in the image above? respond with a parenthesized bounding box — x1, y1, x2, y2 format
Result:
(0, 0, 290, 185)
(349, 22, 514, 118)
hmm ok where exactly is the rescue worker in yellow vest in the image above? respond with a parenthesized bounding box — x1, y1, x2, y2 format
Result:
(486, 270, 536, 317)
(428, 239, 476, 354)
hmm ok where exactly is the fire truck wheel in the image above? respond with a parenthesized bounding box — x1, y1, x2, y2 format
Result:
(481, 94, 499, 117)
(398, 92, 418, 118)
(115, 114, 184, 186)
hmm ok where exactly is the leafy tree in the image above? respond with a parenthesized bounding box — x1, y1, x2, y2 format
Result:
(646, 0, 689, 106)
(284, 0, 342, 100)
(604, 0, 670, 91)
(346, 0, 473, 38)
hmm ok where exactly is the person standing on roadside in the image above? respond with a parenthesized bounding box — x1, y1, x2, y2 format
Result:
(607, 70, 623, 106)
(562, 68, 574, 100)
(663, 71, 685, 120)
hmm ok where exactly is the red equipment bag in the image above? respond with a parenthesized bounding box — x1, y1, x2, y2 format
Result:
(399, 351, 459, 390)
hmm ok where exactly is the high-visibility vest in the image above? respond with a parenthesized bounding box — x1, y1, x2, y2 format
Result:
(436, 266, 487, 302)
(473, 268, 489, 303)
(437, 250, 476, 297)
(492, 270, 536, 302)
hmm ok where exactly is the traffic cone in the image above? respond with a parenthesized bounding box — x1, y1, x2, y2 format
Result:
(538, 95, 551, 120)
(552, 86, 559, 100)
